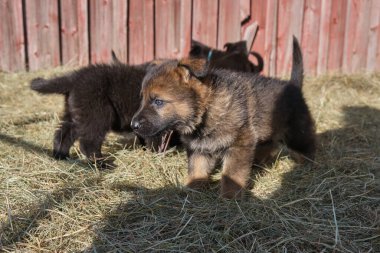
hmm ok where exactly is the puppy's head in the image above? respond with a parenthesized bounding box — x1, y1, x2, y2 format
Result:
(189, 40, 212, 58)
(131, 58, 210, 137)
(223, 40, 248, 55)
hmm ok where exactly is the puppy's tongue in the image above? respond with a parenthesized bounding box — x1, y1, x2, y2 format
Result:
(158, 130, 174, 153)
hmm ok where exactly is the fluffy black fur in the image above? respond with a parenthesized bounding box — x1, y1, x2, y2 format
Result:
(30, 63, 168, 167)
(189, 40, 264, 73)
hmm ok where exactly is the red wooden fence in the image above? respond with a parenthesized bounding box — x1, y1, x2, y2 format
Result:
(1, 0, 379, 75)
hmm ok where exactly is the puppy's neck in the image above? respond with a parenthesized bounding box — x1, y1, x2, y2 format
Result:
(192, 79, 212, 122)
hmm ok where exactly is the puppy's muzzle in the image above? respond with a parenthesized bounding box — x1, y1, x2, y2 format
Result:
(131, 116, 145, 131)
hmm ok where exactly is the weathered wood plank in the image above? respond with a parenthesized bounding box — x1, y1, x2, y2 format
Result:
(60, 0, 89, 66)
(155, 0, 191, 59)
(242, 20, 259, 53)
(301, 0, 321, 75)
(89, 0, 111, 63)
(343, 0, 371, 73)
(317, 0, 332, 75)
(0, 0, 25, 72)
(128, 0, 154, 64)
(263, 0, 278, 76)
(377, 26, 380, 72)
(111, 0, 128, 63)
(2, 0, 378, 74)
(327, 0, 348, 73)
(366, 0, 380, 72)
(25, 0, 60, 71)
(192, 0, 218, 48)
(251, 0, 268, 68)
(240, 0, 251, 23)
(90, 0, 127, 64)
(351, 0, 372, 72)
(276, 0, 304, 76)
(218, 0, 241, 49)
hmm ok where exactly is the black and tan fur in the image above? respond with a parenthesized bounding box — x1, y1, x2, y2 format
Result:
(189, 40, 264, 73)
(131, 36, 315, 198)
(30, 62, 168, 167)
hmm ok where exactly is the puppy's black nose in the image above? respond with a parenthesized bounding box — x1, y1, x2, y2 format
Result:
(131, 119, 141, 130)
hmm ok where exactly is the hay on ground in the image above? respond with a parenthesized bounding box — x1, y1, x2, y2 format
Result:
(0, 69, 379, 252)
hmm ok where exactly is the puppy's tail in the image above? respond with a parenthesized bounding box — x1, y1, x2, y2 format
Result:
(249, 51, 264, 73)
(290, 35, 303, 88)
(30, 76, 73, 94)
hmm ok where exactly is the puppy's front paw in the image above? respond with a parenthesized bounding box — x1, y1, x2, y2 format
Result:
(53, 149, 69, 160)
(91, 157, 116, 170)
(185, 177, 210, 190)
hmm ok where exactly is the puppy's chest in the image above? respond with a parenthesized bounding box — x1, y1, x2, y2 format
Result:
(183, 99, 251, 153)
(181, 127, 235, 153)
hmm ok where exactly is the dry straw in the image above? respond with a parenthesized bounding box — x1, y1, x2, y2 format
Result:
(0, 69, 379, 252)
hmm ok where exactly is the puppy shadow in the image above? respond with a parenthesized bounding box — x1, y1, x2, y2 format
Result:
(0, 133, 89, 169)
(267, 105, 380, 200)
(88, 106, 380, 252)
(87, 183, 263, 252)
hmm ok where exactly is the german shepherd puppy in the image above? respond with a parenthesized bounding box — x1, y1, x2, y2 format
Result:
(30, 62, 167, 167)
(189, 40, 264, 73)
(131, 36, 316, 198)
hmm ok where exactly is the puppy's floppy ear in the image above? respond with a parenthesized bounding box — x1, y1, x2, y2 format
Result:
(224, 41, 248, 54)
(189, 40, 210, 57)
(223, 42, 233, 51)
(177, 58, 208, 82)
(191, 40, 207, 48)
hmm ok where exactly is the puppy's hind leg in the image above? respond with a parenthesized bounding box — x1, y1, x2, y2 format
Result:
(285, 113, 316, 162)
(221, 146, 254, 199)
(254, 140, 277, 164)
(79, 134, 109, 168)
(78, 119, 110, 168)
(53, 103, 77, 159)
(53, 122, 76, 159)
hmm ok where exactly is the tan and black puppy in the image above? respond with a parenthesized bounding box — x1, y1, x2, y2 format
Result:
(189, 40, 264, 73)
(131, 36, 315, 198)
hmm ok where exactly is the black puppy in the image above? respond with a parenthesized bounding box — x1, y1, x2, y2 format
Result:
(30, 62, 170, 167)
(189, 40, 264, 73)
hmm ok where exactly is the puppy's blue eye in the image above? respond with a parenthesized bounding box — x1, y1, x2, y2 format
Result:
(154, 99, 164, 106)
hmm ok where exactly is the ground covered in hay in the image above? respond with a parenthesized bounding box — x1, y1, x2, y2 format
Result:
(0, 68, 379, 252)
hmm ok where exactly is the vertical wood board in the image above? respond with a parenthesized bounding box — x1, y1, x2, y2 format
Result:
(0, 0, 25, 71)
(129, 0, 154, 64)
(327, 0, 348, 73)
(218, 0, 241, 49)
(276, 0, 304, 76)
(90, 0, 127, 64)
(155, 0, 191, 59)
(366, 0, 380, 71)
(60, 0, 89, 66)
(25, 0, 60, 71)
(192, 0, 218, 47)
(301, 0, 321, 75)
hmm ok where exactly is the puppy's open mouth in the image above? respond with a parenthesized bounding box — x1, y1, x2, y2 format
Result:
(135, 124, 167, 138)
(134, 127, 175, 153)
(157, 130, 174, 153)
(147, 127, 176, 153)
